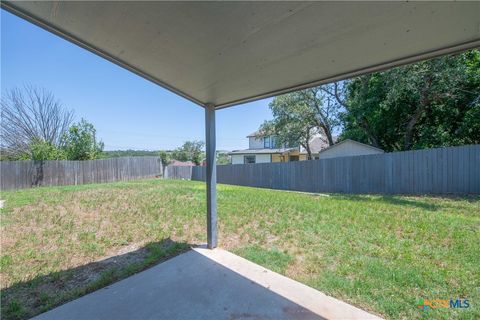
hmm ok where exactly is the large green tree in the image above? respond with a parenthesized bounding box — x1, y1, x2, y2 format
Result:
(340, 49, 480, 151)
(61, 119, 104, 160)
(216, 152, 231, 165)
(171, 140, 205, 165)
(20, 138, 66, 161)
(262, 87, 340, 159)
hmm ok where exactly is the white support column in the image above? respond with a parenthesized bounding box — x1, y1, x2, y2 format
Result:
(205, 103, 217, 249)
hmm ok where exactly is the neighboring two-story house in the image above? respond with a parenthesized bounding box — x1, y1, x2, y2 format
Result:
(229, 130, 383, 165)
(229, 130, 308, 164)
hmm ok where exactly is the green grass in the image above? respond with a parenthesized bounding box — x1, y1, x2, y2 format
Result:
(1, 179, 479, 319)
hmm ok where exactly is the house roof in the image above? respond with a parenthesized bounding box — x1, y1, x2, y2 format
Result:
(316, 139, 384, 155)
(2, 1, 478, 109)
(169, 160, 195, 167)
(246, 130, 266, 138)
(229, 148, 297, 155)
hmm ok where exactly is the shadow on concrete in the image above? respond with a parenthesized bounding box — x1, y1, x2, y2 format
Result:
(1, 238, 190, 320)
(28, 247, 327, 320)
(3, 242, 382, 320)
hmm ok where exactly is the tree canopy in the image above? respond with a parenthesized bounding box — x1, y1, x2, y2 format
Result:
(261, 49, 479, 154)
(61, 119, 104, 160)
(340, 49, 480, 151)
(171, 140, 205, 165)
(262, 87, 340, 159)
(22, 138, 66, 161)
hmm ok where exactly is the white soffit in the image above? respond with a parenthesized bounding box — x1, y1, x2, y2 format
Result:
(2, 1, 479, 109)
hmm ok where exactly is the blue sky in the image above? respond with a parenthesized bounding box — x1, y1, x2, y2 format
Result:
(1, 10, 272, 151)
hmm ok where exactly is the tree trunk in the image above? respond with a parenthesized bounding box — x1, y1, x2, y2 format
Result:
(360, 117, 381, 148)
(300, 142, 312, 160)
(404, 106, 425, 150)
(330, 80, 380, 148)
(305, 143, 312, 160)
(32, 160, 44, 187)
(323, 125, 335, 146)
(404, 75, 432, 150)
(303, 130, 313, 159)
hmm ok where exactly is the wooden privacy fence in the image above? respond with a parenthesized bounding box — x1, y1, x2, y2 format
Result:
(168, 145, 479, 195)
(0, 156, 162, 190)
(164, 165, 193, 180)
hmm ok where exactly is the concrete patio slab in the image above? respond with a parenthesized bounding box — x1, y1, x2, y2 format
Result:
(33, 247, 382, 320)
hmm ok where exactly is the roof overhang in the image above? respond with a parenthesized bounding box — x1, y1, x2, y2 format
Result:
(2, 1, 479, 109)
(229, 148, 298, 155)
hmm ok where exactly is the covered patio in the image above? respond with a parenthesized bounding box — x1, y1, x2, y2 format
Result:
(2, 1, 478, 319)
(32, 247, 380, 320)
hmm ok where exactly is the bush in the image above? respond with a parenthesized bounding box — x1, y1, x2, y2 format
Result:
(20, 138, 66, 161)
(61, 119, 104, 160)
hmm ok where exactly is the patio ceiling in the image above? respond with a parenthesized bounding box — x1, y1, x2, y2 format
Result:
(2, 1, 479, 109)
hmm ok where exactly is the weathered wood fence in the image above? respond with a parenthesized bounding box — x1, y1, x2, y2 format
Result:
(164, 165, 193, 180)
(167, 145, 479, 195)
(3, 146, 479, 194)
(0, 156, 162, 190)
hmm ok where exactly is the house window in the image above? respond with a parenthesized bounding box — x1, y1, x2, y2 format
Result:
(244, 155, 256, 164)
(271, 137, 276, 148)
(289, 155, 299, 161)
(263, 137, 271, 148)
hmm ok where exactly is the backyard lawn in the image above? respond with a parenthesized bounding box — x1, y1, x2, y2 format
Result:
(1, 179, 478, 320)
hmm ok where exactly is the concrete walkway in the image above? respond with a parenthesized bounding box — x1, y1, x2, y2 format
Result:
(33, 247, 382, 320)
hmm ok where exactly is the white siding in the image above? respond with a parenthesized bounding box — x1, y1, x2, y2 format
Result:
(231, 154, 272, 164)
(249, 136, 281, 149)
(249, 137, 264, 149)
(256, 154, 271, 163)
(231, 155, 244, 165)
(318, 141, 383, 159)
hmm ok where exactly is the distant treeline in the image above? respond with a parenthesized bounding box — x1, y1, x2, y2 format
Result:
(101, 150, 170, 158)
(100, 149, 231, 165)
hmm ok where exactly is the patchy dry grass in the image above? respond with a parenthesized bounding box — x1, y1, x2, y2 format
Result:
(1, 179, 479, 320)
